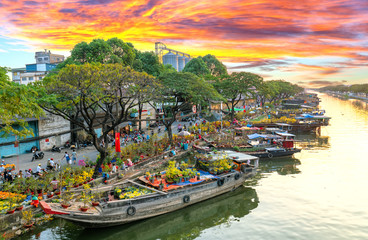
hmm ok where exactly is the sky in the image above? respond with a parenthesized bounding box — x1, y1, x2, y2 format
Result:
(0, 0, 367, 88)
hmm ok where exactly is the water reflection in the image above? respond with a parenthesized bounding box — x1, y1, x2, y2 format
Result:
(259, 158, 301, 175)
(296, 132, 330, 150)
(18, 187, 258, 240)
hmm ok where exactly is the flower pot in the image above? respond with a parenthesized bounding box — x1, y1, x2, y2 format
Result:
(47, 194, 54, 198)
(92, 202, 99, 207)
(7, 209, 16, 214)
(61, 203, 71, 209)
(23, 222, 34, 228)
(43, 194, 48, 200)
(55, 191, 61, 195)
(80, 207, 89, 212)
(16, 206, 24, 211)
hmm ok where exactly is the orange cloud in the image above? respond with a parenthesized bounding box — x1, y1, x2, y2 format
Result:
(0, 0, 367, 86)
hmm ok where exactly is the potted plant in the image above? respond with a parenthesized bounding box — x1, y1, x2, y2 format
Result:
(7, 196, 16, 214)
(92, 191, 102, 206)
(22, 209, 34, 228)
(183, 170, 189, 182)
(145, 172, 150, 180)
(80, 184, 91, 212)
(174, 177, 180, 184)
(61, 188, 73, 209)
(159, 181, 164, 190)
(15, 195, 24, 211)
(47, 187, 54, 198)
(149, 175, 154, 184)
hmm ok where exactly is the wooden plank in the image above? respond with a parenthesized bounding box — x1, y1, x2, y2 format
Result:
(127, 180, 168, 195)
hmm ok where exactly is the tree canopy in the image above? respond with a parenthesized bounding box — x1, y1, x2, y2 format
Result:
(38, 63, 155, 177)
(152, 70, 220, 142)
(0, 66, 44, 138)
(182, 57, 210, 76)
(61, 38, 136, 67)
(202, 54, 227, 76)
(133, 51, 163, 77)
(214, 72, 263, 120)
(258, 80, 304, 106)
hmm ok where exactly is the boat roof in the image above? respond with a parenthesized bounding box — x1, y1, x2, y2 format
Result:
(265, 147, 285, 151)
(275, 123, 292, 126)
(265, 127, 285, 132)
(275, 132, 295, 137)
(248, 133, 281, 139)
(220, 150, 259, 163)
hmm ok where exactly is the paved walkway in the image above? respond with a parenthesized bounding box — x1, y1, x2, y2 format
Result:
(1, 121, 193, 172)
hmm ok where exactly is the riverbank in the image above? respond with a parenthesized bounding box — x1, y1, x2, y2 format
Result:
(1, 141, 196, 239)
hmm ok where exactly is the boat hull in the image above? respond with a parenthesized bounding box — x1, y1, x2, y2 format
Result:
(57, 170, 256, 228)
(248, 148, 301, 159)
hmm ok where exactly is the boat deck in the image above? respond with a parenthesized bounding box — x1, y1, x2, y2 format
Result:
(41, 201, 101, 215)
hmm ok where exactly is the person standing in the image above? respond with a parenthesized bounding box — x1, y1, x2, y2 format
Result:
(50, 177, 59, 191)
(72, 150, 77, 165)
(62, 152, 71, 165)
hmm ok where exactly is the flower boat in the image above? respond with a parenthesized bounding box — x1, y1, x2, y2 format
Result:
(40, 151, 259, 228)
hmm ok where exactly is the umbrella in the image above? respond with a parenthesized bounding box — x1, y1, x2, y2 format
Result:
(178, 131, 191, 136)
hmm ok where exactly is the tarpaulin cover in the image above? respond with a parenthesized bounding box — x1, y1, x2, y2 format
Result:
(248, 133, 268, 139)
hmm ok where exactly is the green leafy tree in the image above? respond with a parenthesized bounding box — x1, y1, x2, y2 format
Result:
(214, 72, 263, 121)
(182, 57, 210, 76)
(0, 66, 44, 138)
(63, 38, 136, 67)
(151, 71, 219, 143)
(131, 72, 159, 131)
(202, 54, 227, 76)
(133, 51, 163, 77)
(38, 63, 150, 177)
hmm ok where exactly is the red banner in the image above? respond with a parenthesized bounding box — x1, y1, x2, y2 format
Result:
(115, 132, 121, 152)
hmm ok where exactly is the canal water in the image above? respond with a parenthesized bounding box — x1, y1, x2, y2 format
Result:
(17, 93, 368, 240)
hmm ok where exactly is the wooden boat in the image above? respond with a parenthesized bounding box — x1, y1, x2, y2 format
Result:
(40, 151, 259, 228)
(246, 147, 301, 159)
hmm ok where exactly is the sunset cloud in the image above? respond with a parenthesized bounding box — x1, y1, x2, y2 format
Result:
(0, 0, 367, 86)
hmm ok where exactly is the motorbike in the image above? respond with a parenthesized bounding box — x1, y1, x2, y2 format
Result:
(51, 145, 61, 153)
(31, 151, 44, 161)
(64, 141, 71, 148)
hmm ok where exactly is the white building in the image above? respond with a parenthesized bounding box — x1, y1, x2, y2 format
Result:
(11, 49, 64, 85)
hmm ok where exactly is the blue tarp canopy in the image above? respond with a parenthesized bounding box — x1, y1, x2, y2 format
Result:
(248, 133, 268, 139)
(296, 114, 315, 119)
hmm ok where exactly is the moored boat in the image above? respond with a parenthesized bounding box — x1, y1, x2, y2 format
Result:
(40, 151, 259, 228)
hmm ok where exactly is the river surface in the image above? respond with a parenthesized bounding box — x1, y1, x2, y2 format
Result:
(17, 93, 368, 240)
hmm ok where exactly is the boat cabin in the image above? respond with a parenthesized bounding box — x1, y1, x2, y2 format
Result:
(220, 150, 259, 172)
(275, 132, 295, 149)
(275, 123, 293, 131)
(247, 133, 282, 147)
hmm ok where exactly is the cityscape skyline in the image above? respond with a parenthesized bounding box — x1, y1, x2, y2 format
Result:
(0, 0, 367, 87)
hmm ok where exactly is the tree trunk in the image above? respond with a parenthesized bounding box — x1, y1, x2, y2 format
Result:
(91, 132, 108, 178)
(138, 103, 143, 131)
(166, 124, 173, 144)
(230, 101, 235, 121)
(92, 150, 106, 179)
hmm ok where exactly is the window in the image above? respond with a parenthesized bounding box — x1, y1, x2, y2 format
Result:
(44, 57, 49, 61)
(21, 77, 27, 81)
(29, 77, 34, 81)
(38, 58, 43, 62)
(39, 77, 42, 80)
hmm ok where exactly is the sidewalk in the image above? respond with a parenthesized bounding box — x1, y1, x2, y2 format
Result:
(2, 146, 99, 173)
(1, 121, 192, 172)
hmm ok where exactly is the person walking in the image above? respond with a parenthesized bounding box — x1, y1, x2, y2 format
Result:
(62, 152, 71, 165)
(72, 150, 77, 165)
